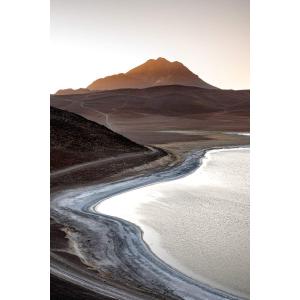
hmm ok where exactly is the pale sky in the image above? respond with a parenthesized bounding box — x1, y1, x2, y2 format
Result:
(50, 0, 249, 93)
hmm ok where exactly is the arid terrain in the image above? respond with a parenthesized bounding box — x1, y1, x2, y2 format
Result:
(51, 85, 249, 145)
(51, 57, 250, 300)
(51, 107, 249, 300)
(51, 107, 170, 300)
(51, 106, 166, 191)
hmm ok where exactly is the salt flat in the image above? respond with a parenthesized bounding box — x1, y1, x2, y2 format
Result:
(96, 148, 249, 299)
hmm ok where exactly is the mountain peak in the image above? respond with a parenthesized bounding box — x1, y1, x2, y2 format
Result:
(146, 57, 170, 63)
(144, 57, 184, 67)
(156, 57, 169, 62)
(127, 57, 192, 76)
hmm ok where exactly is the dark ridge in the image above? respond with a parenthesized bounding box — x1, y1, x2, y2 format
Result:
(51, 107, 146, 171)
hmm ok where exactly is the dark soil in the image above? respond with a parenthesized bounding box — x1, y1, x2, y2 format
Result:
(51, 107, 147, 171)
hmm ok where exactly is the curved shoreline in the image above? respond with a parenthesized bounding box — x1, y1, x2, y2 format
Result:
(51, 145, 249, 300)
(95, 146, 249, 298)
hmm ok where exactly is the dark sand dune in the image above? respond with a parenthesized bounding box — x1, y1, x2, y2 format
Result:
(51, 85, 249, 144)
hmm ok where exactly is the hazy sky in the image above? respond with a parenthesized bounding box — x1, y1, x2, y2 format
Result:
(51, 0, 249, 92)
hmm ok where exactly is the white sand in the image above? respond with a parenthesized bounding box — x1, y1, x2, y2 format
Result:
(96, 148, 249, 299)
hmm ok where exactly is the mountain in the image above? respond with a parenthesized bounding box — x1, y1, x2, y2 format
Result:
(50, 106, 147, 171)
(55, 58, 217, 94)
(87, 57, 217, 90)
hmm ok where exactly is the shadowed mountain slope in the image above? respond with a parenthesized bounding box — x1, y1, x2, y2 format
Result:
(50, 106, 147, 171)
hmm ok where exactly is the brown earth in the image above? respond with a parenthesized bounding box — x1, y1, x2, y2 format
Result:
(51, 85, 249, 145)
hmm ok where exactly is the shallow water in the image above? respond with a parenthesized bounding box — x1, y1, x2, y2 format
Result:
(96, 148, 249, 299)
